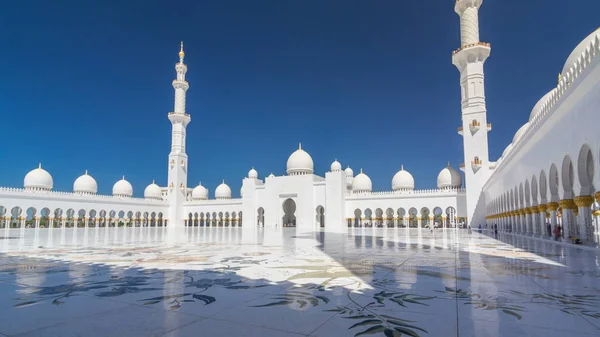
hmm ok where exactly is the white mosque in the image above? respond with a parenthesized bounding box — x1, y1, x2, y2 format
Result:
(0, 0, 599, 243)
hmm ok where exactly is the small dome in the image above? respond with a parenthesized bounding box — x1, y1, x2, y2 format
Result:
(392, 165, 415, 191)
(144, 181, 162, 200)
(529, 89, 556, 121)
(191, 182, 208, 200)
(286, 143, 314, 175)
(24, 164, 53, 191)
(73, 170, 98, 194)
(436, 163, 462, 189)
(512, 122, 530, 144)
(330, 159, 342, 172)
(215, 180, 232, 199)
(344, 166, 354, 177)
(112, 176, 133, 197)
(248, 167, 258, 179)
(352, 169, 372, 192)
(562, 28, 600, 77)
(268, 173, 275, 178)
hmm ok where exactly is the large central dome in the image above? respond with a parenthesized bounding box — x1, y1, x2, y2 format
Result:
(286, 143, 314, 175)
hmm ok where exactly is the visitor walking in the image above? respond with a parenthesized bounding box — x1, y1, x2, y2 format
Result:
(547, 222, 552, 237)
(494, 224, 498, 237)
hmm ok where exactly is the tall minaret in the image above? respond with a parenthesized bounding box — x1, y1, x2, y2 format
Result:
(452, 0, 491, 227)
(167, 42, 191, 227)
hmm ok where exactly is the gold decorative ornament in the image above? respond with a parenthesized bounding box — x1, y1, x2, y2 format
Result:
(559, 199, 576, 210)
(595, 191, 600, 203)
(547, 202, 559, 211)
(537, 204, 547, 213)
(574, 195, 594, 208)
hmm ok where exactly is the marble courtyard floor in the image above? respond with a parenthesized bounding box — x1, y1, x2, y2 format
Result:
(0, 227, 599, 337)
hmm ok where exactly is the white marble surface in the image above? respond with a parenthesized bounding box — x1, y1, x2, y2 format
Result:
(0, 227, 598, 336)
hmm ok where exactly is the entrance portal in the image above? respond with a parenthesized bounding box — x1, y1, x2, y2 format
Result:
(282, 199, 296, 227)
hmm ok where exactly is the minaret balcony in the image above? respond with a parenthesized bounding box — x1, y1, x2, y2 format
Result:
(459, 163, 465, 172)
(452, 42, 491, 55)
(487, 123, 492, 131)
(457, 127, 463, 135)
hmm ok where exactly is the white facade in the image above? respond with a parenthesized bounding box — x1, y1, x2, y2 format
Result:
(0, 2, 597, 243)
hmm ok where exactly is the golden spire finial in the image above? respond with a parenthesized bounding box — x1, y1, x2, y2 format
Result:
(179, 41, 185, 62)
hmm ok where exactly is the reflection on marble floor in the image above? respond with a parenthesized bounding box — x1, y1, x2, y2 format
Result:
(0, 227, 599, 336)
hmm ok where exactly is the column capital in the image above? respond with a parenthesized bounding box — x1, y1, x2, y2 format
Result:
(595, 191, 600, 203)
(529, 206, 539, 214)
(547, 202, 559, 211)
(575, 195, 594, 208)
(559, 199, 577, 210)
(537, 204, 547, 213)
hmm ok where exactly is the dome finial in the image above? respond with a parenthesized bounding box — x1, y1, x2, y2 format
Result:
(152, 179, 155, 184)
(38, 163, 42, 169)
(360, 168, 363, 174)
(85, 169, 88, 175)
(122, 175, 125, 180)
(298, 142, 302, 150)
(179, 41, 185, 62)
(401, 164, 404, 171)
(222, 179, 225, 184)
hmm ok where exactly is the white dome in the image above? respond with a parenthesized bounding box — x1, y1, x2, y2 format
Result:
(112, 176, 133, 197)
(392, 165, 415, 191)
(268, 173, 275, 178)
(286, 144, 314, 175)
(73, 170, 98, 194)
(24, 164, 53, 191)
(248, 167, 258, 179)
(191, 182, 208, 200)
(436, 164, 462, 189)
(344, 166, 354, 177)
(502, 143, 514, 158)
(144, 181, 162, 200)
(529, 89, 556, 121)
(330, 159, 342, 172)
(512, 122, 530, 144)
(562, 28, 600, 76)
(352, 169, 372, 192)
(215, 180, 232, 199)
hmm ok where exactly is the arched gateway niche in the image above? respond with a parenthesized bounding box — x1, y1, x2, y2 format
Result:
(316, 206, 325, 228)
(282, 199, 296, 227)
(257, 207, 265, 227)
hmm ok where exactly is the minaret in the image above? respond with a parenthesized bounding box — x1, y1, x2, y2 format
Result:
(452, 0, 491, 227)
(167, 42, 191, 227)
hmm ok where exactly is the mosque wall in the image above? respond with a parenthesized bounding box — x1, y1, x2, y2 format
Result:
(183, 199, 243, 227)
(345, 190, 465, 227)
(483, 37, 600, 242)
(0, 188, 168, 226)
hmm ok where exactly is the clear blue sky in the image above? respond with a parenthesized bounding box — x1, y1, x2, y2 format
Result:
(0, 0, 597, 196)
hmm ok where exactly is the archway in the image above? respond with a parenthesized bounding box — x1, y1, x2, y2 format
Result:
(353, 209, 362, 227)
(364, 209, 373, 227)
(282, 199, 296, 227)
(316, 206, 325, 228)
(257, 207, 265, 227)
(433, 207, 443, 227)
